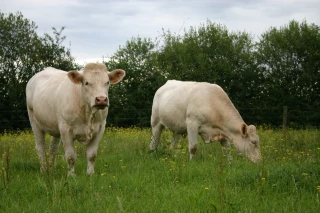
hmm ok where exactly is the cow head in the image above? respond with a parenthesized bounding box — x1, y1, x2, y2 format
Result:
(234, 124, 261, 163)
(67, 63, 125, 110)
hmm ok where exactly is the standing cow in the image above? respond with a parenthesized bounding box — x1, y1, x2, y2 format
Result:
(150, 80, 260, 163)
(26, 63, 125, 176)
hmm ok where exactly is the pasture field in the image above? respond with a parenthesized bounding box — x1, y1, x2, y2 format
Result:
(0, 127, 320, 212)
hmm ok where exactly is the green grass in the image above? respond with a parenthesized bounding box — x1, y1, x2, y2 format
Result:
(0, 127, 320, 212)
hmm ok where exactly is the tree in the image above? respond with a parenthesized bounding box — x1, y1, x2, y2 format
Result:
(256, 20, 320, 126)
(106, 37, 164, 127)
(0, 11, 76, 131)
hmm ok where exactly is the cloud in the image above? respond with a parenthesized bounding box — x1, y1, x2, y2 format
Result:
(1, 0, 319, 62)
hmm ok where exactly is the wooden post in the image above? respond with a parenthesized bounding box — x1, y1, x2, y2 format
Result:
(283, 106, 288, 129)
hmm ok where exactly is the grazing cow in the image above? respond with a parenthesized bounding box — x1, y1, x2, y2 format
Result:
(150, 80, 260, 163)
(26, 63, 125, 176)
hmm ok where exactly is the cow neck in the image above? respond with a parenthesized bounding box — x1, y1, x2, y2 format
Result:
(213, 103, 243, 136)
(220, 119, 244, 142)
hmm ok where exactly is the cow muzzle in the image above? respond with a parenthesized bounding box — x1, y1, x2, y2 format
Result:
(93, 96, 109, 109)
(249, 153, 261, 163)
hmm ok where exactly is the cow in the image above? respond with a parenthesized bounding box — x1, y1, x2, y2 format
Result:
(150, 80, 260, 163)
(26, 63, 125, 176)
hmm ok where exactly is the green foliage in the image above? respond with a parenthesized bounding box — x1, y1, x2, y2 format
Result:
(0, 128, 319, 212)
(106, 37, 166, 127)
(256, 20, 320, 125)
(0, 11, 77, 132)
(158, 20, 258, 90)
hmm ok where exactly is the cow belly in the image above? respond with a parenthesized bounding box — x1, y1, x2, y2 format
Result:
(35, 119, 60, 137)
(159, 111, 187, 133)
(73, 122, 103, 143)
(163, 120, 187, 133)
(32, 112, 60, 137)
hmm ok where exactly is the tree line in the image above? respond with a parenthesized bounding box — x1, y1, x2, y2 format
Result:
(0, 11, 319, 131)
(0, 12, 78, 131)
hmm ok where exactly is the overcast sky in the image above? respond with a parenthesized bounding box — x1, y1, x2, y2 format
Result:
(1, 0, 319, 65)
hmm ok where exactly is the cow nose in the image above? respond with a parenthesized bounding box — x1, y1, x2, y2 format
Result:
(95, 96, 108, 106)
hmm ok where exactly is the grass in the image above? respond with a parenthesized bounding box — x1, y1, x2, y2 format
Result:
(0, 127, 320, 212)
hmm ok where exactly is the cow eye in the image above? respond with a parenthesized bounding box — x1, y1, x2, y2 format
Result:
(85, 81, 89, 86)
(106, 81, 110, 86)
(251, 141, 256, 145)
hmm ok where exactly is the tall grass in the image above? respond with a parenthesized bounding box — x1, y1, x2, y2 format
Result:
(0, 127, 319, 212)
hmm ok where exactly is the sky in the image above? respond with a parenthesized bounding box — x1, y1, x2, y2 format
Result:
(1, 0, 319, 65)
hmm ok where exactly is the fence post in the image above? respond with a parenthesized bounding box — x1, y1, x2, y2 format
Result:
(283, 106, 288, 129)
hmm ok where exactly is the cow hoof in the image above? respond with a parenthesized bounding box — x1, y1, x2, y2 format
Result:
(67, 171, 76, 177)
(148, 150, 156, 154)
(86, 171, 95, 176)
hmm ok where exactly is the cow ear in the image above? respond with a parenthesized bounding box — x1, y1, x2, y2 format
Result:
(248, 125, 256, 133)
(241, 124, 248, 137)
(68, 71, 83, 84)
(108, 69, 126, 84)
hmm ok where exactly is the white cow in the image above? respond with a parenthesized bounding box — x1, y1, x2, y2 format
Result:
(150, 80, 260, 163)
(26, 63, 125, 176)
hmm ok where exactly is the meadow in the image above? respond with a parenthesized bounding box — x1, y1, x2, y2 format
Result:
(0, 127, 319, 213)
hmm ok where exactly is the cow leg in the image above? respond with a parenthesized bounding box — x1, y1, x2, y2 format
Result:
(49, 136, 61, 168)
(220, 139, 233, 162)
(150, 123, 164, 151)
(86, 127, 105, 175)
(60, 128, 76, 177)
(34, 131, 47, 172)
(170, 132, 182, 149)
(86, 141, 98, 175)
(220, 139, 230, 148)
(187, 119, 199, 160)
(28, 109, 47, 172)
